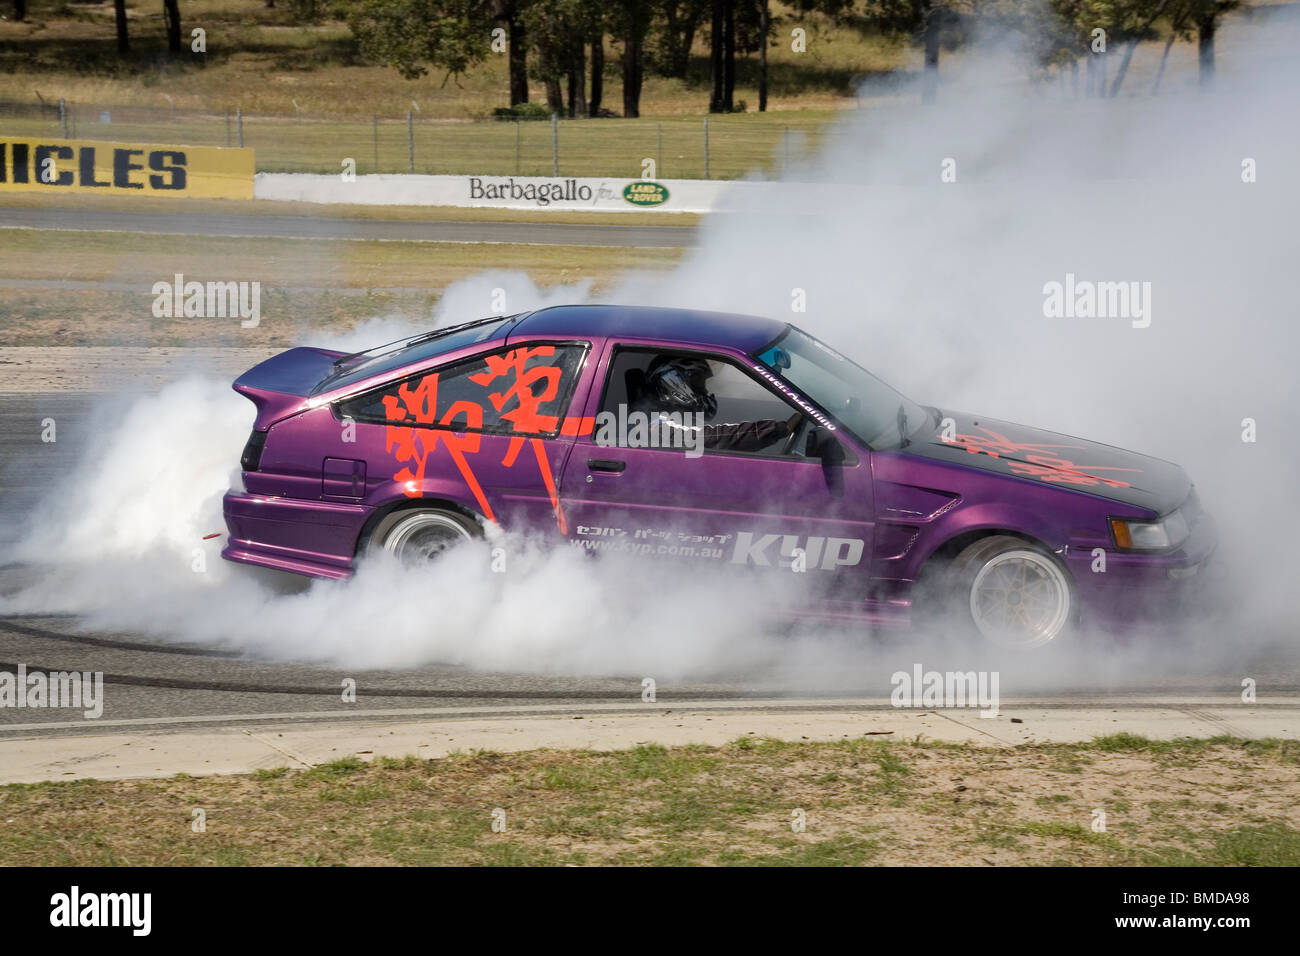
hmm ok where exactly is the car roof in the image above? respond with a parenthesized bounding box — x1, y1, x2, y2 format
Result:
(512, 304, 788, 354)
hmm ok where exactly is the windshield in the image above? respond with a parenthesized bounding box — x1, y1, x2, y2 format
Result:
(755, 326, 930, 450)
(312, 315, 516, 395)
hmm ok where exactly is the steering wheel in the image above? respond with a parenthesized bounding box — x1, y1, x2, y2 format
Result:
(781, 415, 812, 457)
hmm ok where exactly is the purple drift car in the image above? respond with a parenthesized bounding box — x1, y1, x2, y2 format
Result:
(222, 305, 1215, 649)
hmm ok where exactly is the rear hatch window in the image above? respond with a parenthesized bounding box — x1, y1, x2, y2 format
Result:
(311, 315, 519, 396)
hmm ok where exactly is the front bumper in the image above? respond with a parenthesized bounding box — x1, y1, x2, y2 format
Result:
(1068, 510, 1219, 631)
(221, 491, 370, 580)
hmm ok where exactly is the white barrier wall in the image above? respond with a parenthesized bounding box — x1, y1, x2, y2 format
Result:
(254, 173, 743, 213)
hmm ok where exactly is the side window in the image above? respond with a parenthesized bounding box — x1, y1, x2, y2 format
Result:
(597, 348, 801, 457)
(338, 343, 587, 438)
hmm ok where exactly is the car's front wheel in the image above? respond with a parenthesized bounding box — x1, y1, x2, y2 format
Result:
(931, 536, 1076, 649)
(368, 507, 479, 567)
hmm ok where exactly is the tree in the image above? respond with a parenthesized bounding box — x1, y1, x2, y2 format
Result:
(1021, 0, 1091, 94)
(12, 0, 26, 23)
(918, 0, 940, 102)
(709, 0, 724, 111)
(610, 0, 654, 117)
(524, 0, 599, 115)
(521, 0, 566, 111)
(652, 0, 708, 78)
(714, 0, 774, 110)
(1188, 0, 1237, 87)
(114, 0, 130, 54)
(722, 0, 735, 108)
(589, 34, 604, 115)
(794, 0, 951, 103)
(1150, 0, 1195, 92)
(1033, 0, 1231, 97)
(568, 41, 587, 116)
(706, 0, 757, 112)
(348, 0, 545, 108)
(349, 0, 496, 82)
(163, 0, 183, 54)
(1107, 0, 1172, 97)
(491, 0, 531, 105)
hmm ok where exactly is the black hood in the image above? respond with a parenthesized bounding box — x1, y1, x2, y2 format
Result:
(902, 410, 1191, 515)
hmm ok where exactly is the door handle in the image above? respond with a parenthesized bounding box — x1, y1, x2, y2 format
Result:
(587, 458, 626, 473)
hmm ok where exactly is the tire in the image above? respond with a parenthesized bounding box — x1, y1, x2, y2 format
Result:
(929, 535, 1076, 649)
(367, 507, 479, 567)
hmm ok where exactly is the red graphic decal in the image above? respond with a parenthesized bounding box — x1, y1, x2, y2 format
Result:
(560, 415, 596, 436)
(946, 426, 1138, 489)
(502, 435, 568, 534)
(383, 372, 495, 520)
(470, 345, 562, 434)
(383, 347, 574, 531)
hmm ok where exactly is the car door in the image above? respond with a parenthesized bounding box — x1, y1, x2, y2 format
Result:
(557, 341, 876, 601)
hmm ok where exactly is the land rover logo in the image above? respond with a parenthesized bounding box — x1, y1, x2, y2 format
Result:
(623, 181, 669, 207)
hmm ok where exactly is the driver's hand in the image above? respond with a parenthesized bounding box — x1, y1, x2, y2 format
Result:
(785, 411, 802, 433)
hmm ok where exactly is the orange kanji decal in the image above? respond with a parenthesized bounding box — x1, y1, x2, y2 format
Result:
(948, 426, 1138, 489)
(385, 373, 495, 520)
(381, 346, 582, 533)
(561, 416, 596, 436)
(470, 346, 564, 435)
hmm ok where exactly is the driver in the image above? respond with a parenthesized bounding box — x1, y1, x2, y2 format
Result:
(632, 355, 802, 453)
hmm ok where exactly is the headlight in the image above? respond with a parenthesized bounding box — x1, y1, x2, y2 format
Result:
(1110, 510, 1190, 551)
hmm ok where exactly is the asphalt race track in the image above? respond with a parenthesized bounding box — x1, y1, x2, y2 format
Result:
(0, 207, 698, 248)
(2, 393, 1298, 740)
(0, 206, 1295, 746)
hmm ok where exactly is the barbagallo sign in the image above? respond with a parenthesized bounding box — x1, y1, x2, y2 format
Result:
(255, 173, 720, 212)
(470, 176, 669, 208)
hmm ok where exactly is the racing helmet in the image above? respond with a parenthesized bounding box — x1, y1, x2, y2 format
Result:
(644, 356, 717, 416)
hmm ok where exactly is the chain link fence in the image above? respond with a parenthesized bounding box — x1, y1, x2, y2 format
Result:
(0, 96, 829, 180)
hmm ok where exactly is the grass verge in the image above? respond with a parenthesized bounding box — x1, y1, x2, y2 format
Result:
(0, 228, 681, 346)
(1, 735, 1295, 866)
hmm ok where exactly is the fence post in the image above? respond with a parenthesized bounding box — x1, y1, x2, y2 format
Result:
(225, 109, 231, 147)
(551, 113, 559, 176)
(783, 126, 789, 173)
(703, 116, 709, 179)
(373, 115, 378, 172)
(515, 117, 521, 175)
(58, 98, 68, 138)
(657, 123, 662, 178)
(236, 108, 244, 148)
(407, 110, 414, 173)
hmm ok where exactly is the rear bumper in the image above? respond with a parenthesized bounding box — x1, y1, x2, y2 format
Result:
(221, 490, 369, 580)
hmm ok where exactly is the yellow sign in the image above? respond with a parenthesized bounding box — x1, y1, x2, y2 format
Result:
(0, 137, 254, 199)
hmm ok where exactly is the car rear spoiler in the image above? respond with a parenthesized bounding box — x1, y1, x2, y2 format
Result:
(232, 346, 348, 430)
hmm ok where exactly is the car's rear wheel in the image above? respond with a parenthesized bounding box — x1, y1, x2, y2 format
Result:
(368, 507, 479, 566)
(927, 536, 1075, 649)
